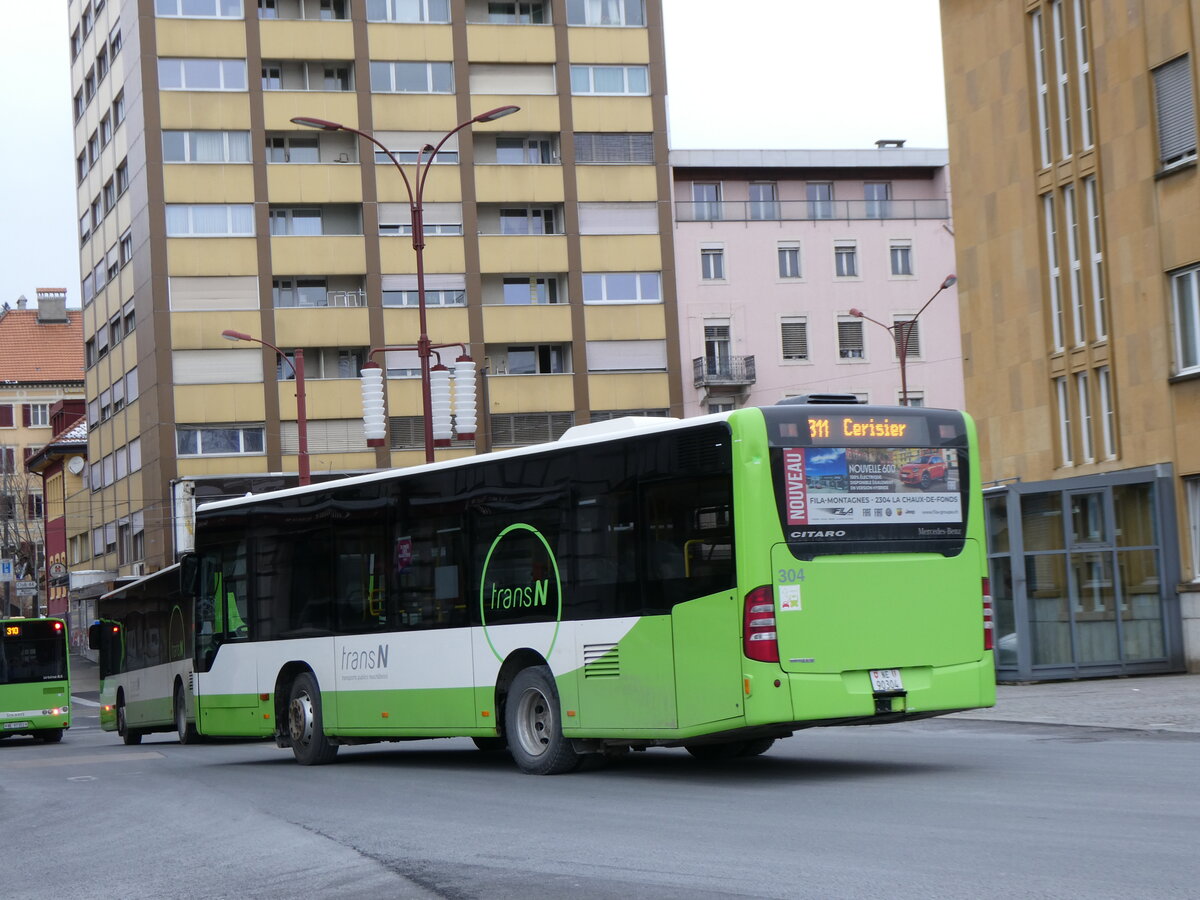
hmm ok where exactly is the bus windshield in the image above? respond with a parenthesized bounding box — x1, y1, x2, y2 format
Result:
(761, 405, 970, 558)
(1, 620, 69, 684)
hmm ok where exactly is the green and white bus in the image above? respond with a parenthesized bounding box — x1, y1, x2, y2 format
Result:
(188, 401, 995, 773)
(0, 617, 71, 742)
(90, 564, 199, 745)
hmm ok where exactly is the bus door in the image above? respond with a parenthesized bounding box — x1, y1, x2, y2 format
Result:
(194, 542, 257, 710)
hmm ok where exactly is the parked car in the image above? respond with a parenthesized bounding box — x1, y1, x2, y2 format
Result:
(899, 454, 946, 489)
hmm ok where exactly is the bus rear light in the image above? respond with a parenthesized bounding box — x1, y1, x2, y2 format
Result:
(743, 586, 779, 663)
(982, 577, 994, 652)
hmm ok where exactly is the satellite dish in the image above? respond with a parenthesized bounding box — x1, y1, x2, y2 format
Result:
(66, 456, 85, 475)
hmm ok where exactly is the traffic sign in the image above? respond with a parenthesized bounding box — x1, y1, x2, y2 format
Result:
(0, 559, 12, 583)
(15, 581, 37, 597)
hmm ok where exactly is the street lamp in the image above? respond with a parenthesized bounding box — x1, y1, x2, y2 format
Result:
(221, 329, 310, 486)
(850, 274, 957, 406)
(291, 105, 520, 464)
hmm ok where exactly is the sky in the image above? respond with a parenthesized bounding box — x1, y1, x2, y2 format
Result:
(0, 0, 948, 311)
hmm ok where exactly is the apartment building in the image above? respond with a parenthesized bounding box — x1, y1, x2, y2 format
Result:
(68, 0, 679, 578)
(0, 291, 85, 616)
(940, 0, 1199, 676)
(671, 147, 961, 416)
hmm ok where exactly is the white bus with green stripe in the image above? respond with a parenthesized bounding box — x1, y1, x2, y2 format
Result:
(189, 401, 995, 773)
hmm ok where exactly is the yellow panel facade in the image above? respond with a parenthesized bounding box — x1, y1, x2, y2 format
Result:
(486, 374, 575, 413)
(258, 20, 355, 59)
(376, 167, 463, 204)
(162, 165, 256, 203)
(571, 97, 654, 132)
(470, 95, 560, 132)
(588, 373, 671, 410)
(481, 305, 573, 343)
(465, 25, 557, 62)
(269, 236, 367, 276)
(474, 165, 565, 203)
(478, 235, 569, 272)
(167, 238, 259, 276)
(155, 19, 247, 57)
(566, 27, 651, 64)
(370, 95, 460, 131)
(174, 383, 266, 423)
(381, 308, 472, 346)
(171, 310, 264, 350)
(263, 91, 362, 132)
(583, 304, 666, 340)
(159, 92, 252, 130)
(274, 308, 372, 349)
(575, 166, 659, 202)
(365, 24, 454, 60)
(579, 235, 662, 270)
(265, 164, 365, 204)
(178, 456, 275, 478)
(284, 379, 365, 420)
(379, 238, 466, 274)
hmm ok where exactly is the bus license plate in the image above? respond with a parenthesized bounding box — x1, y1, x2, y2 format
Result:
(3, 721, 29, 730)
(869, 669, 903, 692)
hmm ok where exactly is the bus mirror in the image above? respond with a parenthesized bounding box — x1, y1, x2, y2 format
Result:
(88, 622, 101, 650)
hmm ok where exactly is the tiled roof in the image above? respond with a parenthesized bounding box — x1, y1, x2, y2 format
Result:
(0, 310, 85, 383)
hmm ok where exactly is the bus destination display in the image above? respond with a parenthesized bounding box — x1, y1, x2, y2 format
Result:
(805, 414, 931, 447)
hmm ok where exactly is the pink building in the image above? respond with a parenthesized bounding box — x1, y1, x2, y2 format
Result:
(671, 146, 963, 416)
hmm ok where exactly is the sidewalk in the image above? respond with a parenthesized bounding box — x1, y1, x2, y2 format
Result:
(949, 672, 1200, 734)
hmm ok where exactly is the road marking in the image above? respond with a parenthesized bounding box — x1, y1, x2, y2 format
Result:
(1, 751, 165, 769)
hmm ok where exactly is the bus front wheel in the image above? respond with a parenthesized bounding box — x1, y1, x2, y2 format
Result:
(287, 672, 338, 766)
(505, 666, 579, 775)
(174, 684, 198, 745)
(117, 700, 142, 746)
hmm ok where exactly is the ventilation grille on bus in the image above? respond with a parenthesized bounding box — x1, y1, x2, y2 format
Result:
(583, 643, 620, 678)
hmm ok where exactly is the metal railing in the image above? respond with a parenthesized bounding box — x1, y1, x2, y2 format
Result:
(676, 199, 949, 223)
(693, 355, 756, 388)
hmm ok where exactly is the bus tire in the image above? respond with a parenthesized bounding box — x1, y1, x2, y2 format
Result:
(36, 728, 64, 743)
(287, 672, 338, 766)
(117, 700, 142, 746)
(739, 737, 776, 757)
(684, 741, 746, 761)
(472, 736, 507, 752)
(175, 684, 199, 745)
(505, 665, 579, 775)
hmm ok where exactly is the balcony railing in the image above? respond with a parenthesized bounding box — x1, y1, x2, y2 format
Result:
(693, 355, 756, 389)
(676, 199, 949, 223)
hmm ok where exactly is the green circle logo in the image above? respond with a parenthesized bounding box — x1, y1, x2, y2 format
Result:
(479, 523, 562, 662)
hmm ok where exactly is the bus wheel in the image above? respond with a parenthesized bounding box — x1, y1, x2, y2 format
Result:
(684, 741, 746, 761)
(505, 666, 579, 775)
(174, 684, 198, 745)
(472, 736, 506, 752)
(35, 728, 64, 743)
(739, 738, 776, 757)
(117, 701, 142, 746)
(287, 672, 338, 766)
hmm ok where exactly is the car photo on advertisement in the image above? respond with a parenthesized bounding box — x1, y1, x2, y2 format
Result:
(898, 453, 947, 490)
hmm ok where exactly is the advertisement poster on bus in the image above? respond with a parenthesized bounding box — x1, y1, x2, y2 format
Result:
(782, 447, 962, 527)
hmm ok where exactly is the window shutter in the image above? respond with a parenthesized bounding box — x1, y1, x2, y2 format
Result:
(172, 349, 265, 384)
(1154, 56, 1198, 165)
(0, 405, 12, 428)
(468, 64, 556, 95)
(893, 320, 921, 358)
(575, 133, 654, 163)
(577, 202, 659, 235)
(837, 320, 864, 358)
(586, 340, 667, 371)
(781, 320, 808, 360)
(21, 405, 30, 427)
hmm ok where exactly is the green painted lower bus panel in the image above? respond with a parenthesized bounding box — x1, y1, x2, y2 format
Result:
(198, 694, 274, 738)
(334, 686, 477, 734)
(0, 682, 71, 734)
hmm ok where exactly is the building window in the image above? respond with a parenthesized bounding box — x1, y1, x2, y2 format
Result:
(365, 0, 450, 22)
(1097, 365, 1116, 459)
(77, 151, 88, 183)
(890, 241, 913, 276)
(166, 204, 255, 236)
(498, 207, 555, 235)
(749, 182, 779, 220)
(116, 159, 129, 194)
(781, 317, 808, 361)
(1171, 263, 1200, 374)
(892, 318, 920, 359)
(486, 1, 548, 23)
(96, 45, 109, 82)
(865, 182, 891, 219)
(158, 58, 249, 91)
(1083, 176, 1106, 340)
(103, 178, 116, 213)
(1187, 476, 1200, 581)
(777, 243, 801, 279)
(574, 132, 653, 164)
(74, 89, 84, 122)
(113, 91, 126, 125)
(119, 228, 133, 265)
(100, 114, 113, 147)
(163, 131, 252, 163)
(902, 391, 925, 408)
(273, 277, 329, 308)
(1044, 193, 1064, 351)
(369, 61, 454, 93)
(71, 27, 81, 61)
(495, 137, 555, 164)
(501, 277, 560, 305)
(691, 183, 722, 221)
(1076, 370, 1093, 463)
(25, 404, 50, 427)
(87, 132, 100, 165)
(807, 182, 833, 219)
(834, 241, 858, 277)
(1063, 184, 1085, 346)
(582, 271, 661, 303)
(261, 61, 353, 92)
(1054, 375, 1073, 465)
(176, 425, 266, 456)
(503, 345, 568, 375)
(110, 23, 122, 57)
(1031, 9, 1051, 167)
(1073, 0, 1094, 149)
(383, 287, 465, 307)
(1153, 55, 1197, 170)
(155, 0, 245, 17)
(569, 65, 649, 95)
(567, 0, 644, 26)
(84, 68, 96, 101)
(700, 248, 725, 281)
(837, 317, 865, 360)
(703, 322, 731, 376)
(1051, 0, 1072, 159)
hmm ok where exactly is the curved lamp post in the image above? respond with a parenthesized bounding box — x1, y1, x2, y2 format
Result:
(222, 329, 310, 485)
(850, 274, 957, 406)
(291, 105, 519, 463)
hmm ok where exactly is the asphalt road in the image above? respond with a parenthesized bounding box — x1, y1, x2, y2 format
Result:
(2, 707, 1197, 900)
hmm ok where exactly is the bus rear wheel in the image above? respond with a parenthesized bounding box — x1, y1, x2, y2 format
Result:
(35, 728, 64, 743)
(287, 672, 338, 766)
(117, 700, 142, 746)
(685, 741, 746, 761)
(505, 666, 579, 775)
(472, 736, 506, 752)
(175, 684, 198, 745)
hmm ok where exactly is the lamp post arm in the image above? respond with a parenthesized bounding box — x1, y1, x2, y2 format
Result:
(343, 127, 417, 205)
(417, 118, 478, 198)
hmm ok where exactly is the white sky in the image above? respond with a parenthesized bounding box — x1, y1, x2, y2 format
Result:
(0, 0, 947, 310)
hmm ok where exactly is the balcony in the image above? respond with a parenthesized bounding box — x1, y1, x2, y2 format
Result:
(693, 355, 756, 390)
(675, 199, 949, 222)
